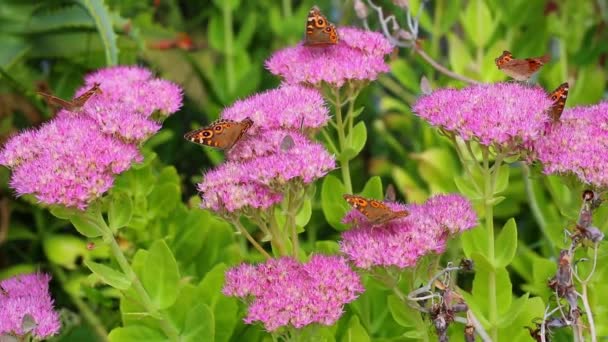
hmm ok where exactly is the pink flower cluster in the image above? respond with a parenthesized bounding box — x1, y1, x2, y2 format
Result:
(340, 194, 477, 269)
(223, 255, 364, 331)
(0, 66, 183, 209)
(266, 27, 393, 87)
(0, 273, 61, 339)
(413, 83, 553, 147)
(198, 86, 335, 213)
(533, 102, 608, 187)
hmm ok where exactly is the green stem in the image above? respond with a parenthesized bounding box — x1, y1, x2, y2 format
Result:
(50, 264, 109, 341)
(284, 186, 300, 257)
(481, 146, 497, 340)
(321, 128, 339, 154)
(223, 2, 235, 94)
(268, 211, 288, 256)
(98, 222, 179, 341)
(281, 0, 292, 18)
(233, 219, 272, 259)
(333, 89, 353, 193)
(521, 163, 555, 251)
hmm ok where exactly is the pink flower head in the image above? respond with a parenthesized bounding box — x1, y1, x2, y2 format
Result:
(340, 194, 477, 269)
(221, 85, 330, 132)
(2, 117, 142, 209)
(227, 130, 311, 161)
(533, 102, 608, 187)
(0, 273, 61, 339)
(223, 255, 364, 331)
(413, 83, 553, 146)
(78, 66, 183, 118)
(199, 132, 334, 213)
(266, 27, 392, 87)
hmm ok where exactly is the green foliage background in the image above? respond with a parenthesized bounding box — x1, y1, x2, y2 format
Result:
(1, 0, 607, 341)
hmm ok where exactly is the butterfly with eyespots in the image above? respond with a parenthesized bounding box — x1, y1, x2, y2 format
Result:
(343, 193, 409, 225)
(304, 6, 339, 46)
(184, 117, 253, 150)
(546, 82, 569, 122)
(495, 50, 550, 81)
(38, 83, 102, 111)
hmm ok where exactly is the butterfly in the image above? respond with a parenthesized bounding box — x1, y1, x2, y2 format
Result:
(495, 50, 550, 81)
(343, 194, 409, 225)
(280, 134, 295, 152)
(38, 83, 102, 111)
(184, 117, 254, 150)
(304, 6, 339, 46)
(546, 82, 569, 122)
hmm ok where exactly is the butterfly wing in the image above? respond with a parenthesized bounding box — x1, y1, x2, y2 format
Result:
(38, 92, 76, 110)
(496, 51, 550, 80)
(343, 194, 408, 224)
(72, 83, 102, 108)
(304, 6, 339, 46)
(547, 82, 569, 122)
(184, 118, 253, 150)
(280, 134, 295, 151)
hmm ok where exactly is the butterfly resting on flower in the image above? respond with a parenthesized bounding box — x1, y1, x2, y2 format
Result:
(184, 117, 254, 150)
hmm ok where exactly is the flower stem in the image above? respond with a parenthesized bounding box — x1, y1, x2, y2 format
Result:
(481, 146, 497, 340)
(97, 221, 179, 341)
(333, 89, 353, 193)
(49, 263, 109, 341)
(233, 219, 272, 259)
(222, 2, 235, 94)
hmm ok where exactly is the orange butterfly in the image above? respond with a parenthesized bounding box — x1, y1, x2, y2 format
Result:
(38, 83, 102, 111)
(304, 6, 339, 46)
(546, 82, 569, 122)
(343, 194, 409, 225)
(495, 50, 550, 81)
(184, 118, 254, 150)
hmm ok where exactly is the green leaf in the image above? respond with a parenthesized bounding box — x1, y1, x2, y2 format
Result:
(84, 260, 131, 290)
(69, 213, 104, 238)
(207, 16, 224, 52)
(182, 304, 214, 342)
(0, 36, 30, 69)
(454, 175, 482, 199)
(76, 0, 119, 66)
(341, 316, 370, 342)
(387, 295, 417, 328)
(321, 175, 349, 231)
(314, 240, 341, 254)
(447, 33, 473, 76)
(461, 0, 495, 48)
(472, 260, 512, 318)
(495, 218, 518, 268)
(147, 184, 180, 219)
(141, 240, 180, 309)
(390, 59, 419, 92)
(196, 264, 236, 342)
(108, 325, 166, 342)
(341, 122, 367, 161)
(108, 192, 133, 232)
(26, 5, 94, 33)
(461, 223, 489, 259)
(295, 199, 312, 227)
(497, 293, 529, 328)
(360, 176, 383, 199)
(43, 234, 86, 270)
(234, 13, 256, 51)
(494, 165, 510, 195)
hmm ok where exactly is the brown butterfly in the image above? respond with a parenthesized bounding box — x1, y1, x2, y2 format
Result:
(304, 6, 339, 46)
(546, 82, 569, 122)
(343, 194, 409, 225)
(495, 50, 550, 81)
(38, 83, 102, 111)
(184, 117, 253, 150)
